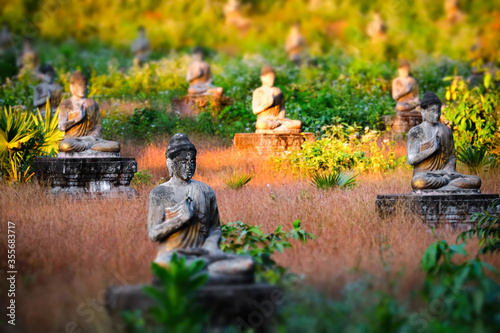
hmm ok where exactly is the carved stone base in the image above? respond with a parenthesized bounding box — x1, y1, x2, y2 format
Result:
(106, 283, 280, 332)
(392, 110, 422, 133)
(172, 96, 234, 117)
(33, 157, 138, 198)
(58, 151, 120, 158)
(376, 193, 500, 229)
(234, 133, 315, 154)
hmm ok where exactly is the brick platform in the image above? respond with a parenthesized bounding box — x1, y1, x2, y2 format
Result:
(234, 132, 315, 154)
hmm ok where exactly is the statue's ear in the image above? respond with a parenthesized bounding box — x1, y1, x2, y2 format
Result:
(166, 158, 173, 177)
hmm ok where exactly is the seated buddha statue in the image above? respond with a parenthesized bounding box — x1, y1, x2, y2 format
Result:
(148, 133, 254, 284)
(252, 65, 301, 133)
(186, 47, 223, 97)
(285, 22, 306, 65)
(58, 71, 120, 157)
(33, 64, 63, 117)
(16, 38, 39, 71)
(131, 26, 150, 67)
(392, 60, 420, 112)
(407, 91, 481, 191)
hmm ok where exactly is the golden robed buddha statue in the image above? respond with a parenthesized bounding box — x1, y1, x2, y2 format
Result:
(58, 71, 120, 157)
(407, 91, 481, 192)
(252, 66, 301, 133)
(392, 60, 420, 112)
(147, 134, 254, 284)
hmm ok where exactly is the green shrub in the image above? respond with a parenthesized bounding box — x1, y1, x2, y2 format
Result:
(223, 170, 253, 189)
(311, 170, 358, 190)
(456, 144, 494, 174)
(275, 123, 406, 176)
(0, 105, 63, 183)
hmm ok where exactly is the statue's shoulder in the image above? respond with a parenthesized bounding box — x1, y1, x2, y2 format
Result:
(408, 124, 424, 138)
(438, 123, 452, 136)
(190, 179, 216, 197)
(83, 98, 98, 109)
(149, 183, 176, 199)
(59, 98, 72, 110)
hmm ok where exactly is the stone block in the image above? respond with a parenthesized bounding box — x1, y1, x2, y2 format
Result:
(376, 193, 500, 229)
(33, 157, 138, 198)
(234, 132, 315, 154)
(106, 283, 280, 332)
(172, 96, 234, 117)
(392, 110, 422, 133)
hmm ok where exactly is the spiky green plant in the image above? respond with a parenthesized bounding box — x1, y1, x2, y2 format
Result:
(311, 170, 358, 190)
(0, 103, 63, 184)
(224, 170, 253, 189)
(456, 144, 493, 175)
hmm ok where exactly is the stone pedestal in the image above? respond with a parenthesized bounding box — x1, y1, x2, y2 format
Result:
(234, 132, 315, 154)
(376, 193, 500, 228)
(172, 96, 234, 117)
(33, 157, 138, 198)
(106, 283, 280, 332)
(392, 110, 422, 133)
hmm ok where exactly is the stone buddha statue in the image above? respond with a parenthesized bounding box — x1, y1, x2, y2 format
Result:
(366, 11, 387, 41)
(0, 23, 12, 55)
(186, 47, 223, 97)
(392, 60, 420, 112)
(252, 66, 301, 133)
(131, 26, 150, 67)
(148, 133, 254, 284)
(16, 38, 39, 71)
(33, 64, 63, 117)
(58, 71, 120, 157)
(285, 22, 306, 65)
(407, 92, 481, 192)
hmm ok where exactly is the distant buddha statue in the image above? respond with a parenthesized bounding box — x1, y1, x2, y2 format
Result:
(17, 38, 39, 71)
(148, 133, 254, 283)
(0, 23, 12, 55)
(186, 47, 223, 97)
(392, 60, 420, 112)
(407, 92, 481, 191)
(366, 11, 387, 41)
(445, 0, 464, 24)
(33, 64, 63, 117)
(131, 26, 150, 67)
(223, 0, 251, 31)
(58, 71, 120, 156)
(285, 22, 306, 65)
(253, 66, 301, 133)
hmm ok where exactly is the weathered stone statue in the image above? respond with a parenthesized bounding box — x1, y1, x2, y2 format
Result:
(392, 60, 419, 112)
(58, 71, 120, 157)
(33, 64, 63, 117)
(16, 38, 39, 71)
(407, 92, 481, 191)
(131, 26, 150, 67)
(186, 47, 223, 97)
(0, 23, 12, 55)
(285, 22, 306, 65)
(148, 133, 254, 283)
(223, 0, 250, 31)
(252, 66, 301, 133)
(445, 0, 464, 24)
(366, 12, 387, 41)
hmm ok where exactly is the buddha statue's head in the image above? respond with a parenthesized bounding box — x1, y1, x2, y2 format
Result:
(420, 91, 442, 125)
(260, 65, 275, 87)
(166, 133, 197, 182)
(291, 21, 301, 33)
(192, 46, 204, 62)
(2, 22, 9, 33)
(137, 25, 146, 37)
(398, 59, 410, 78)
(39, 64, 55, 83)
(69, 71, 88, 99)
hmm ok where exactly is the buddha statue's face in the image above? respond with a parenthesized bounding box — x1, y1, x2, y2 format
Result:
(398, 66, 409, 78)
(168, 150, 196, 181)
(40, 72, 53, 83)
(422, 104, 441, 125)
(261, 73, 275, 87)
(193, 52, 203, 62)
(70, 82, 87, 99)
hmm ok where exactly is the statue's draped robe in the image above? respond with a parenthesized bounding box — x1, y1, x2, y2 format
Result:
(149, 180, 219, 262)
(253, 87, 300, 131)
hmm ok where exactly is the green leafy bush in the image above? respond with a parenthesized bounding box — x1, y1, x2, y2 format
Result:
(221, 220, 316, 283)
(223, 170, 253, 189)
(0, 105, 63, 183)
(275, 123, 405, 176)
(456, 144, 494, 174)
(311, 170, 358, 190)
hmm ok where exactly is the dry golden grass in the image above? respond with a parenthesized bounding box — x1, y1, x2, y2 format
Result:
(1, 140, 499, 332)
